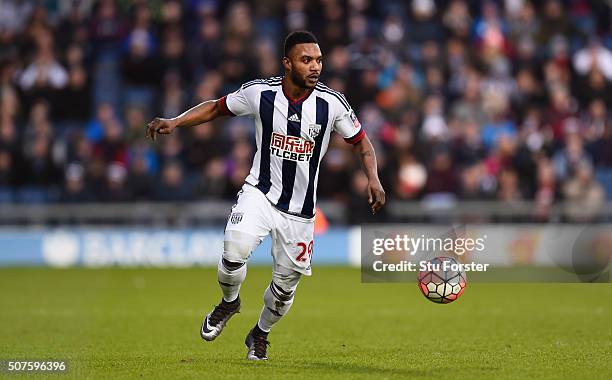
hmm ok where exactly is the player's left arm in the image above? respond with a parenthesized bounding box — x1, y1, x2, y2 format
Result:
(333, 101, 386, 214)
(352, 135, 386, 214)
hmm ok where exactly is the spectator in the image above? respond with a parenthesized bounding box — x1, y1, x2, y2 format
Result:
(395, 154, 426, 200)
(154, 161, 191, 201)
(424, 149, 456, 195)
(0, 148, 16, 187)
(19, 30, 68, 113)
(160, 26, 191, 85)
(442, 0, 471, 40)
(157, 132, 185, 167)
(86, 102, 117, 143)
(497, 168, 522, 203)
(90, 0, 126, 110)
(58, 44, 91, 124)
(563, 162, 605, 221)
(127, 154, 154, 201)
(21, 135, 61, 187)
(101, 162, 130, 202)
(533, 158, 556, 220)
(573, 38, 612, 81)
(93, 118, 127, 165)
(420, 95, 449, 143)
(160, 71, 187, 119)
(407, 0, 441, 45)
(120, 3, 159, 112)
(191, 15, 222, 74)
(450, 71, 487, 127)
(60, 163, 94, 203)
(55, 1, 92, 50)
(480, 92, 517, 150)
(537, 0, 581, 45)
(459, 163, 492, 200)
(184, 123, 225, 173)
(193, 157, 229, 199)
(124, 104, 147, 144)
(553, 133, 592, 181)
(592, 121, 612, 168)
(317, 146, 353, 200)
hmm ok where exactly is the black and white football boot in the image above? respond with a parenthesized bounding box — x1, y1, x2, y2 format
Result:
(200, 297, 241, 341)
(245, 327, 270, 361)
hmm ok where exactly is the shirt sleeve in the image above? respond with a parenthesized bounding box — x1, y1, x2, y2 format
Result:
(333, 106, 365, 145)
(218, 84, 254, 117)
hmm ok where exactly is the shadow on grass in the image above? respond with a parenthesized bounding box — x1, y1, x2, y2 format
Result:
(229, 358, 501, 378)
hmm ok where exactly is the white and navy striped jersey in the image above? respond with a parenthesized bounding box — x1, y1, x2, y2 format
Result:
(217, 76, 365, 218)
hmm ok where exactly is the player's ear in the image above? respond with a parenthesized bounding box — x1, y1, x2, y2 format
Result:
(282, 57, 291, 71)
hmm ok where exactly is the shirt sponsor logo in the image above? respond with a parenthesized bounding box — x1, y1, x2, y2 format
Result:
(270, 132, 315, 162)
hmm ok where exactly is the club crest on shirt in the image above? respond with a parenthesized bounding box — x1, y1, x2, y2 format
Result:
(230, 212, 243, 224)
(308, 123, 321, 138)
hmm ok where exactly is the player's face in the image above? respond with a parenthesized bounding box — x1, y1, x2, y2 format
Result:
(284, 43, 322, 89)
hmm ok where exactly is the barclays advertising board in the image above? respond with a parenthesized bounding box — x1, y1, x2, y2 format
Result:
(0, 228, 351, 267)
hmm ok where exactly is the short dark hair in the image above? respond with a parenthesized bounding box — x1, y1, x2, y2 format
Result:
(283, 31, 318, 57)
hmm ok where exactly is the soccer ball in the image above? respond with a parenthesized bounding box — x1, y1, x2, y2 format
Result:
(417, 256, 467, 304)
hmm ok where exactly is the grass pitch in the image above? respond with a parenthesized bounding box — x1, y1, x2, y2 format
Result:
(0, 267, 611, 379)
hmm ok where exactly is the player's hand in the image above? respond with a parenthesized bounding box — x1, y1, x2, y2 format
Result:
(367, 179, 385, 214)
(145, 117, 178, 141)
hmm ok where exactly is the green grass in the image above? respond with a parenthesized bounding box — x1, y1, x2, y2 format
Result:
(0, 267, 611, 379)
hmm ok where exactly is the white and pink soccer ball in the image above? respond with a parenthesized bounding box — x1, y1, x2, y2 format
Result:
(418, 256, 467, 304)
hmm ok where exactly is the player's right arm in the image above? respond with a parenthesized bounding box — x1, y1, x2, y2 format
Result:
(145, 84, 254, 141)
(145, 100, 222, 141)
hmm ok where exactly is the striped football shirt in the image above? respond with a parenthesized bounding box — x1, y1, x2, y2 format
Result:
(218, 76, 365, 218)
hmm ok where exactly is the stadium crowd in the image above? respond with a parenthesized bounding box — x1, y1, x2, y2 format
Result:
(0, 0, 611, 221)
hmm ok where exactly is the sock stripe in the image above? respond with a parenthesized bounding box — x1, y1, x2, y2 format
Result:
(266, 307, 282, 317)
(268, 283, 281, 299)
(270, 282, 293, 301)
(222, 258, 245, 271)
(271, 281, 292, 295)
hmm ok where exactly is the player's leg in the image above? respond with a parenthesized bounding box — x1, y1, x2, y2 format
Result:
(200, 232, 258, 341)
(245, 213, 314, 360)
(245, 265, 301, 360)
(201, 186, 272, 341)
(216, 230, 260, 302)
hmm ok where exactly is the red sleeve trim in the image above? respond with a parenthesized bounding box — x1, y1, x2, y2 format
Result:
(344, 128, 366, 144)
(217, 96, 235, 116)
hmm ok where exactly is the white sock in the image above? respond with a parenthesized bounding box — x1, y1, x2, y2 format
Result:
(257, 281, 296, 332)
(217, 258, 246, 302)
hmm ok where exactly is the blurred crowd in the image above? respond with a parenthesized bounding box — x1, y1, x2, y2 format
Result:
(0, 0, 611, 221)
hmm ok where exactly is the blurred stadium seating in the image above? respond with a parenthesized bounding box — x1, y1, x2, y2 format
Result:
(1, 0, 611, 224)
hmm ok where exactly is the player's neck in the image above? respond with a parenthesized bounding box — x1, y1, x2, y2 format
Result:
(282, 76, 313, 104)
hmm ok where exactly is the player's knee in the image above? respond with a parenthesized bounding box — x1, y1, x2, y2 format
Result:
(220, 258, 244, 271)
(267, 269, 301, 304)
(222, 230, 260, 263)
(271, 268, 301, 296)
(263, 282, 294, 317)
(222, 242, 251, 263)
(262, 269, 301, 317)
(217, 258, 247, 287)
